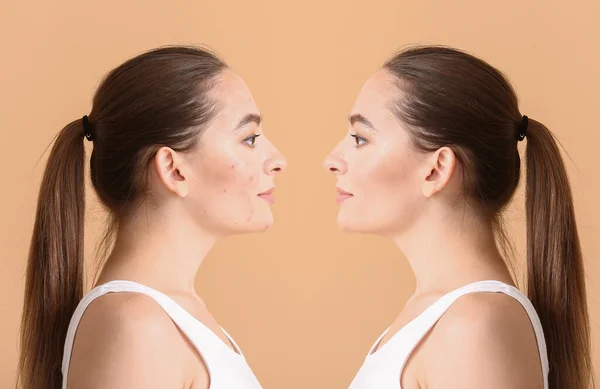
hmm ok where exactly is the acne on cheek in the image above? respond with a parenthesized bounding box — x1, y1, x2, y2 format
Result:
(246, 194, 257, 222)
(245, 176, 257, 223)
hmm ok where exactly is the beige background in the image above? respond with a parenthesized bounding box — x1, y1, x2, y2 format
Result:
(1, 0, 599, 387)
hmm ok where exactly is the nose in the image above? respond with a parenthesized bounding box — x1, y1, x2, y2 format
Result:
(323, 153, 347, 175)
(264, 151, 287, 176)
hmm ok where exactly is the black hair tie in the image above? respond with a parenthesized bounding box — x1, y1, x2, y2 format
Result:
(518, 115, 528, 141)
(82, 115, 93, 142)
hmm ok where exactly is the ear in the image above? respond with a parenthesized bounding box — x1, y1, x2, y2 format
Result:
(152, 147, 189, 198)
(422, 146, 456, 198)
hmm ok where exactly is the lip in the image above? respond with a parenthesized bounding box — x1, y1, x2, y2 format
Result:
(336, 186, 353, 203)
(258, 187, 275, 205)
(336, 186, 353, 196)
(258, 187, 275, 196)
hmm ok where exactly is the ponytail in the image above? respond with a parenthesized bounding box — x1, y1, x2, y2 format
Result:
(17, 119, 87, 389)
(17, 45, 230, 388)
(524, 119, 594, 389)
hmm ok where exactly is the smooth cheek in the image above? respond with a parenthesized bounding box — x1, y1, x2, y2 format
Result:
(358, 149, 407, 195)
(375, 154, 413, 188)
(352, 148, 420, 226)
(374, 153, 423, 226)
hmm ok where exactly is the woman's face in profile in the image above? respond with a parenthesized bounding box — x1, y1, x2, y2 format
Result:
(324, 69, 430, 236)
(184, 69, 287, 236)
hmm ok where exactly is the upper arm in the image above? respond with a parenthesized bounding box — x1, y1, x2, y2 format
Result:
(423, 293, 544, 389)
(67, 293, 190, 389)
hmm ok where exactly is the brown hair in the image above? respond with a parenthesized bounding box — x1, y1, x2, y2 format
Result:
(17, 46, 227, 389)
(384, 45, 594, 389)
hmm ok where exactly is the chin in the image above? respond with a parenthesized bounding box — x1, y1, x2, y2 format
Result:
(233, 212, 274, 234)
(336, 213, 364, 233)
(255, 209, 274, 231)
(338, 222, 370, 233)
(252, 217, 273, 232)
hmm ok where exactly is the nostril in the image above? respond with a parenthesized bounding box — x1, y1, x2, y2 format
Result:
(329, 167, 338, 172)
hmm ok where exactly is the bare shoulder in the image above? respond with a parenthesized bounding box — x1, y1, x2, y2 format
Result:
(422, 292, 544, 389)
(81, 291, 177, 338)
(67, 292, 201, 389)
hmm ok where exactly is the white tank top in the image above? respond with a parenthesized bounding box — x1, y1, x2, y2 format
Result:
(61, 280, 263, 389)
(348, 280, 550, 389)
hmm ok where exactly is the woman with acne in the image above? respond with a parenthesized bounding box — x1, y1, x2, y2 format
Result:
(18, 46, 286, 389)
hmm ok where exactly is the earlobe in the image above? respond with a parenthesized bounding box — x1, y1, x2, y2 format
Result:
(154, 147, 189, 198)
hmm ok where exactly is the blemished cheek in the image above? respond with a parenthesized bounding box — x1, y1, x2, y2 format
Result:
(225, 174, 259, 206)
(205, 157, 260, 203)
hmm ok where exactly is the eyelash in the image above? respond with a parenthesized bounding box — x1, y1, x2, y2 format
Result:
(243, 133, 261, 148)
(350, 133, 367, 147)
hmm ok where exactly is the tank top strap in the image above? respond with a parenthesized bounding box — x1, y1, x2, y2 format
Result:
(61, 280, 243, 388)
(392, 280, 549, 388)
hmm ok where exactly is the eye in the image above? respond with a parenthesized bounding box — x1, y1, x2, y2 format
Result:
(350, 133, 367, 147)
(243, 134, 261, 148)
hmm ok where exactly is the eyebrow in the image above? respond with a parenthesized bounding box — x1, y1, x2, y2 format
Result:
(234, 113, 262, 132)
(349, 113, 377, 132)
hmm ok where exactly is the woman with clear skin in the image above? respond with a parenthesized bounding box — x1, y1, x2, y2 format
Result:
(324, 46, 593, 389)
(18, 46, 286, 389)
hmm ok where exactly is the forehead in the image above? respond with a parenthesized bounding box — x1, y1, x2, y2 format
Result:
(211, 69, 259, 116)
(352, 69, 398, 120)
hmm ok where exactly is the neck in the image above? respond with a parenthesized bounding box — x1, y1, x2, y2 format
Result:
(97, 204, 219, 296)
(393, 202, 514, 297)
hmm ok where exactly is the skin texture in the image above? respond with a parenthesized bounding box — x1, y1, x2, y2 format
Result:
(324, 69, 543, 389)
(67, 69, 286, 389)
